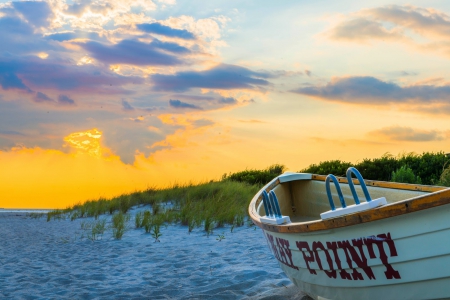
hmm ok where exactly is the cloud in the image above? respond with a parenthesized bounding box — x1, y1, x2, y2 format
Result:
(35, 92, 53, 103)
(0, 56, 142, 92)
(152, 64, 270, 92)
(370, 126, 445, 142)
(58, 95, 76, 106)
(0, 73, 32, 92)
(169, 99, 202, 110)
(325, 5, 450, 55)
(192, 118, 214, 128)
(238, 119, 266, 124)
(328, 18, 403, 42)
(292, 76, 450, 104)
(172, 94, 216, 101)
(12, 1, 54, 28)
(218, 97, 237, 104)
(45, 31, 103, 42)
(65, 3, 88, 16)
(366, 5, 450, 38)
(137, 23, 195, 39)
(78, 39, 184, 66)
(0, 15, 33, 36)
(0, 130, 26, 136)
(149, 39, 191, 54)
(122, 99, 135, 111)
(0, 15, 58, 54)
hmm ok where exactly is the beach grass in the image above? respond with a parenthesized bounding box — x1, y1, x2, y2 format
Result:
(47, 179, 261, 235)
(80, 219, 107, 241)
(112, 212, 130, 240)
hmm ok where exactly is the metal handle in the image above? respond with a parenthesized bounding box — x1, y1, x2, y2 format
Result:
(346, 167, 372, 205)
(325, 174, 346, 210)
(269, 190, 282, 218)
(262, 190, 273, 217)
(261, 190, 282, 218)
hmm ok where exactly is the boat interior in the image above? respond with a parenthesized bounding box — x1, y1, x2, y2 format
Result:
(255, 170, 444, 224)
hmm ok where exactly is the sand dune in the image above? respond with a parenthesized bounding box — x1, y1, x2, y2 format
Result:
(0, 209, 309, 299)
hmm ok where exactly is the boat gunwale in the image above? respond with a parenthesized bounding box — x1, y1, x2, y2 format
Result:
(248, 173, 450, 234)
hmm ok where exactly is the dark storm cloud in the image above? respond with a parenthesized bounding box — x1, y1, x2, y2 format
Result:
(152, 64, 271, 92)
(137, 23, 195, 40)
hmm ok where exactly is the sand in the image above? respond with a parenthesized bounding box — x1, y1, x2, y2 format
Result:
(0, 208, 310, 299)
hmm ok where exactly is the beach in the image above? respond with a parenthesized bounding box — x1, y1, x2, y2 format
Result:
(0, 209, 308, 299)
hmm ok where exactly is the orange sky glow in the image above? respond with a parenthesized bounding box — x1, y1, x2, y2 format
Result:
(1, 0, 450, 208)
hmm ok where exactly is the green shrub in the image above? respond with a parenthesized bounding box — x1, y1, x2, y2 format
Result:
(391, 166, 422, 184)
(301, 160, 352, 177)
(439, 168, 450, 187)
(300, 152, 447, 184)
(223, 164, 286, 185)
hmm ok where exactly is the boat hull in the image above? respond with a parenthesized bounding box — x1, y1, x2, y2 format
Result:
(261, 203, 450, 300)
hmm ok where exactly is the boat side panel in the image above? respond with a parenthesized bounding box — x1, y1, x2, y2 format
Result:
(261, 204, 450, 299)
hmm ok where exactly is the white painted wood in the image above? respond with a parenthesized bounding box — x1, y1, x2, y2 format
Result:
(320, 197, 387, 220)
(278, 172, 312, 183)
(260, 215, 291, 225)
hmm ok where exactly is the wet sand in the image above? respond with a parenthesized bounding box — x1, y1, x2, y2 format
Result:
(0, 209, 309, 299)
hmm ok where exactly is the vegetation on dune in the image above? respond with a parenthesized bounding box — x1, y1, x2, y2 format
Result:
(47, 177, 265, 236)
(222, 164, 286, 185)
(112, 212, 130, 240)
(301, 152, 450, 185)
(46, 156, 450, 240)
(391, 166, 422, 184)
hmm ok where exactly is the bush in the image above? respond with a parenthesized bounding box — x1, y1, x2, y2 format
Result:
(300, 152, 447, 184)
(300, 160, 351, 177)
(391, 166, 422, 184)
(439, 168, 450, 187)
(223, 164, 286, 185)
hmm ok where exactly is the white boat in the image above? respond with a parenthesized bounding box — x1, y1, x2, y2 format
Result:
(248, 167, 450, 300)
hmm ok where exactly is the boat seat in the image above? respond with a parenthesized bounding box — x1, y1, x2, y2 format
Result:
(320, 167, 387, 220)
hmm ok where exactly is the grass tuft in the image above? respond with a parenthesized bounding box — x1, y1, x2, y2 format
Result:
(112, 212, 130, 240)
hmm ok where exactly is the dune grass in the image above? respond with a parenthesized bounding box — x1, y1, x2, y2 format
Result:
(47, 180, 261, 236)
(80, 219, 107, 241)
(112, 212, 130, 240)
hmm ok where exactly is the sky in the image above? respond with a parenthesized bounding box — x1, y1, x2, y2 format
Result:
(1, 0, 450, 208)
